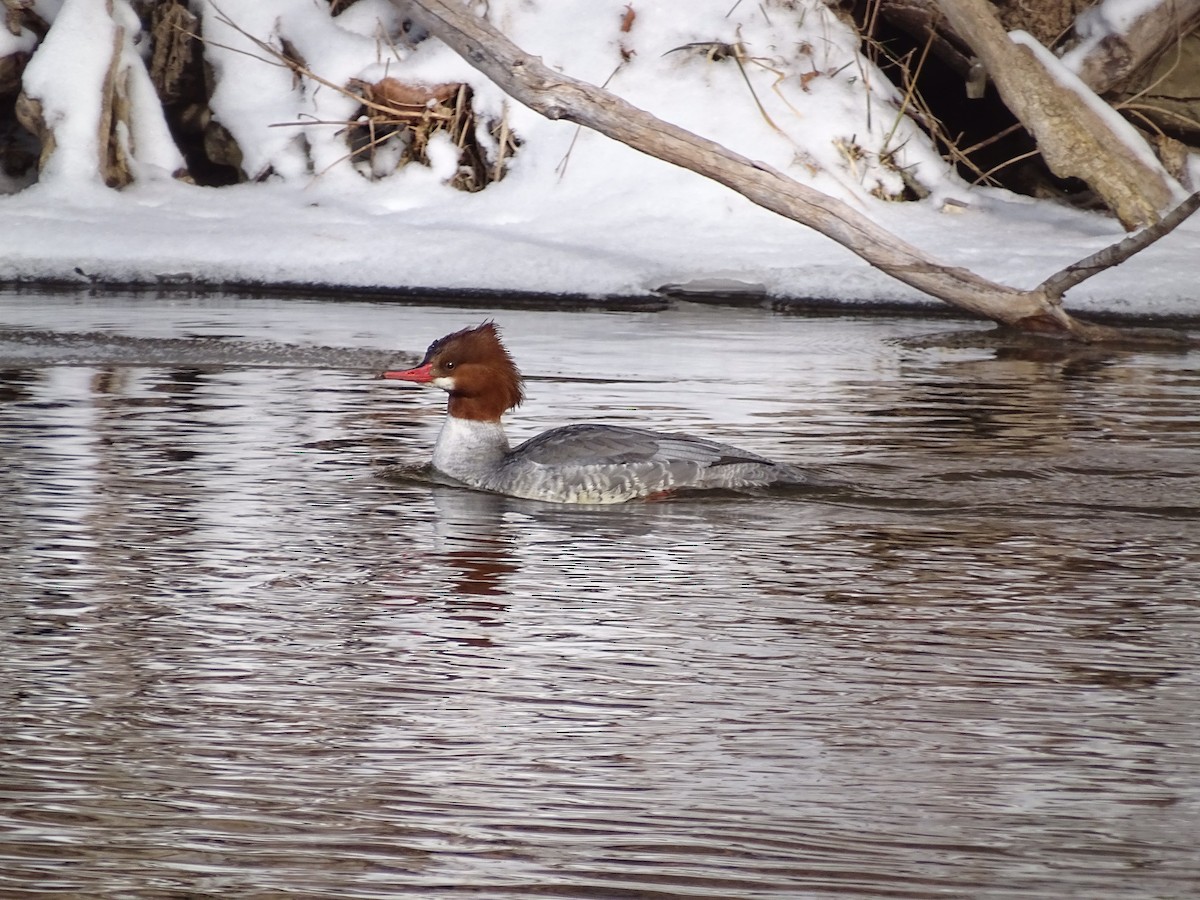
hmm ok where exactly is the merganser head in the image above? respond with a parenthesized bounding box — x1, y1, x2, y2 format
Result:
(383, 322, 525, 421)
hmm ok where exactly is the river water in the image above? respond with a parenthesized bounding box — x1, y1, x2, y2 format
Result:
(1, 293, 1198, 898)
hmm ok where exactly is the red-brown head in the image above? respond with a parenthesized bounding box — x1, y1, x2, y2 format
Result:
(382, 322, 525, 421)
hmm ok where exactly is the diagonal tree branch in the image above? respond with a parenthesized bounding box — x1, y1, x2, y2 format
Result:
(402, 0, 1196, 345)
(1040, 190, 1200, 299)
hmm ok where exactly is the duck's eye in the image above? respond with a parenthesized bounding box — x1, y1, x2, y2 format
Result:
(443, 361, 456, 370)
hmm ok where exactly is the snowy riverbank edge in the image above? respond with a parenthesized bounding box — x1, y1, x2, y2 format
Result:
(2, 173, 1198, 326)
(5, 278, 1198, 328)
(3, 0, 1198, 326)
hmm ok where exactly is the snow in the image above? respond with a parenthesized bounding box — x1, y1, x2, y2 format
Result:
(19, 0, 184, 191)
(1010, 29, 1182, 193)
(1, 0, 1197, 318)
(19, 0, 121, 187)
(0, 20, 37, 59)
(1058, 0, 1164, 74)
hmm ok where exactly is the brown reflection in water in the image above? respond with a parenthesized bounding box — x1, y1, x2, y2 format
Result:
(85, 368, 214, 609)
(820, 343, 1200, 458)
(887, 357, 1111, 452)
(441, 548, 517, 599)
(428, 489, 521, 601)
(2, 330, 1200, 900)
(0, 368, 38, 403)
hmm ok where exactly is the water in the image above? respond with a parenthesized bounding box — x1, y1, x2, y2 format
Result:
(1, 293, 1198, 898)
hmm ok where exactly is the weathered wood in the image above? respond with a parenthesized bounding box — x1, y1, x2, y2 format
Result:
(1069, 0, 1200, 95)
(99, 19, 133, 189)
(1040, 190, 1200, 298)
(403, 0, 1195, 344)
(937, 0, 1177, 229)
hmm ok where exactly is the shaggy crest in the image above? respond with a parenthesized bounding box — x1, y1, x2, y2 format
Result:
(429, 321, 525, 420)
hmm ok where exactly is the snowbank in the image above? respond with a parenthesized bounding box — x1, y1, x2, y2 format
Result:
(0, 0, 1196, 319)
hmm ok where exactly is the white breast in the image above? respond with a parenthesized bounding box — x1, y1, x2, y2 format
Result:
(432, 416, 510, 485)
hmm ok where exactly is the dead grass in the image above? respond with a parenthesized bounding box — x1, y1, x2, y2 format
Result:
(198, 4, 518, 189)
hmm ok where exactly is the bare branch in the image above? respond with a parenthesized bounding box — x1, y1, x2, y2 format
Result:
(406, 1, 1038, 318)
(1040, 191, 1200, 299)
(401, 0, 1193, 345)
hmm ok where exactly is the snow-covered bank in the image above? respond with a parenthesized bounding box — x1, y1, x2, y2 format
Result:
(3, 173, 1197, 320)
(1, 0, 1196, 319)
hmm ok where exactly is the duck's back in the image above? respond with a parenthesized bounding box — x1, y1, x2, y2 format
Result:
(486, 423, 809, 503)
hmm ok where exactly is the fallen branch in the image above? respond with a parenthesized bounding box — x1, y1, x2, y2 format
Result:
(402, 0, 1197, 345)
(1067, 0, 1200, 96)
(937, 0, 1178, 230)
(1040, 190, 1200, 298)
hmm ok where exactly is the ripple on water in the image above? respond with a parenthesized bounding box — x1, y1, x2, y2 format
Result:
(1, 298, 1199, 898)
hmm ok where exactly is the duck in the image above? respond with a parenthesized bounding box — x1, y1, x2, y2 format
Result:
(382, 322, 816, 503)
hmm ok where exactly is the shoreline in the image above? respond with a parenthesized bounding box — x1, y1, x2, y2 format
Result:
(5, 278, 1198, 329)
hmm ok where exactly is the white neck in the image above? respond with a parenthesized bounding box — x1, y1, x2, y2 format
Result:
(432, 416, 510, 485)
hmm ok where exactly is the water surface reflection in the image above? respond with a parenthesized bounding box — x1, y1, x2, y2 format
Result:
(1, 295, 1198, 898)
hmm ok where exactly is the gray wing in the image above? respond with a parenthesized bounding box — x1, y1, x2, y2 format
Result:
(496, 424, 809, 502)
(509, 424, 776, 469)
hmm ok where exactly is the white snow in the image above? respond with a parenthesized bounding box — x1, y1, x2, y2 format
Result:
(19, 0, 185, 191)
(1, 0, 1197, 318)
(0, 19, 37, 59)
(1058, 0, 1165, 74)
(1010, 29, 1181, 193)
(19, 0, 122, 188)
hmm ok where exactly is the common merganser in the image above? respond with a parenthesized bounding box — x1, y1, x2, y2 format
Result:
(383, 322, 815, 504)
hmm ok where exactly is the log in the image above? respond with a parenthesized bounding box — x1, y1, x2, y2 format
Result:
(937, 0, 1178, 229)
(401, 0, 1196, 345)
(1065, 0, 1200, 96)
